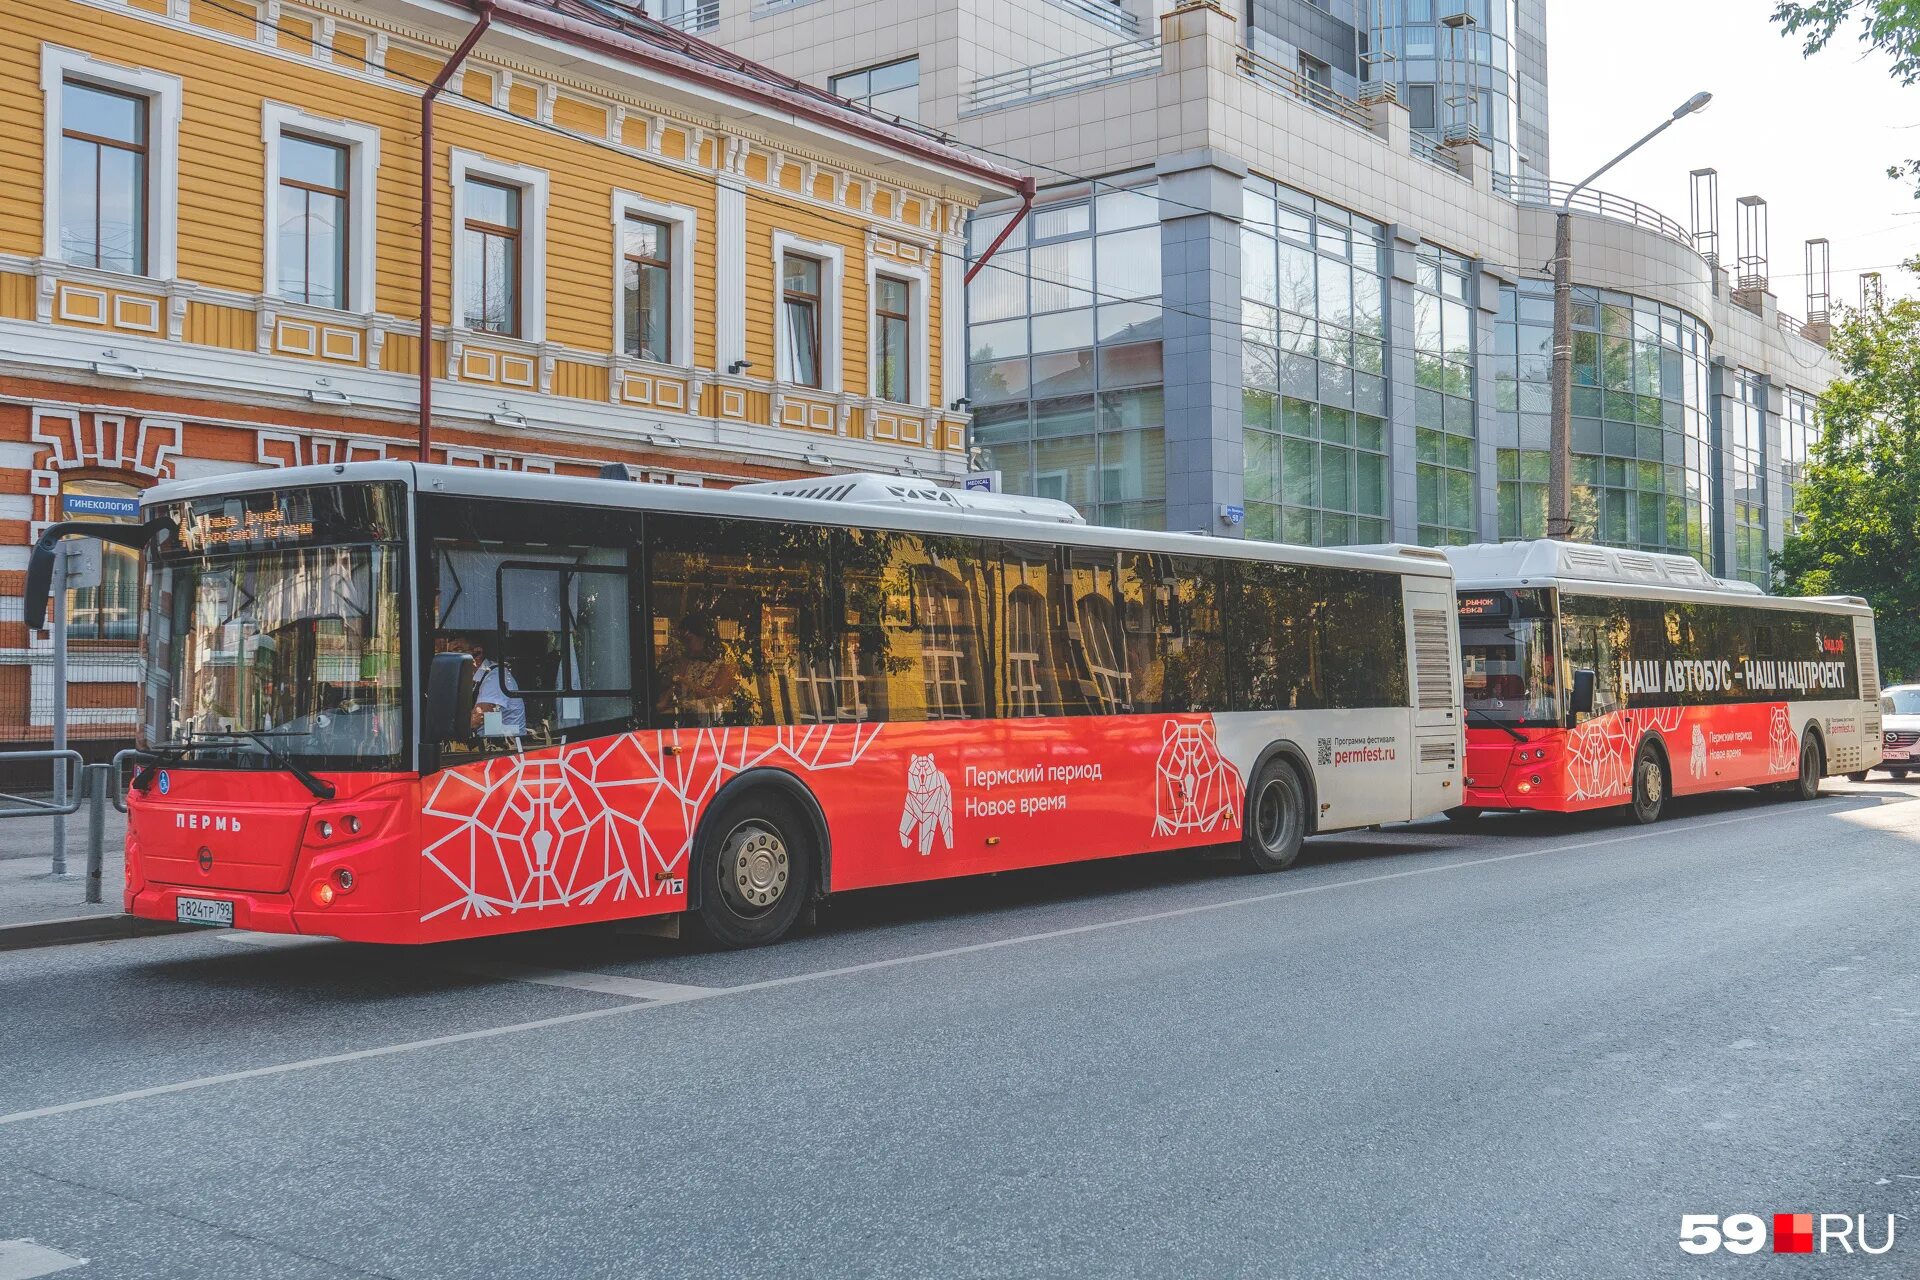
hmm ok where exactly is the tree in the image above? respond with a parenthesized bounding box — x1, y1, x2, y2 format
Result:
(1776, 269, 1920, 681)
(1773, 1, 1920, 194)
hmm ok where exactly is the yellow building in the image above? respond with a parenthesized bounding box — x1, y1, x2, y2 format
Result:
(0, 0, 1026, 745)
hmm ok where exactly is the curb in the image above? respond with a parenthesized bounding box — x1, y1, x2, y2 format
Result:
(0, 913, 195, 952)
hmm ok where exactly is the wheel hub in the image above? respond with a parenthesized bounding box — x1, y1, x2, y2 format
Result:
(719, 822, 788, 913)
(1642, 760, 1663, 806)
(1256, 780, 1291, 851)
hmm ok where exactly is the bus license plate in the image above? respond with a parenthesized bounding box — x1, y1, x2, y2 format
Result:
(175, 897, 234, 928)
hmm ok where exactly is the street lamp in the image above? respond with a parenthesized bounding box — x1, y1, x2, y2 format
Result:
(1547, 90, 1712, 540)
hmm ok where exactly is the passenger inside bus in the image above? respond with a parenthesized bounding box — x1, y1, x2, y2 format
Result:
(437, 632, 527, 740)
(654, 610, 742, 725)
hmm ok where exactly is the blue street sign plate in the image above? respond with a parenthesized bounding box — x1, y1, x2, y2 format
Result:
(63, 494, 140, 518)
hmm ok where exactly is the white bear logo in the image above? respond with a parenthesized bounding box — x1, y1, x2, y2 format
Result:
(898, 753, 954, 856)
(1689, 724, 1708, 780)
(1152, 720, 1242, 837)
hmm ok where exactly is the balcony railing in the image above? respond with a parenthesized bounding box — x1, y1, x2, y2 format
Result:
(658, 0, 719, 30)
(1492, 174, 1692, 250)
(967, 38, 1160, 112)
(1235, 48, 1373, 132)
(1409, 129, 1463, 177)
(1046, 0, 1140, 36)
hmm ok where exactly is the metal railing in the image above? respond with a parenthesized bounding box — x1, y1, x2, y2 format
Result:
(967, 37, 1160, 112)
(1236, 48, 1373, 132)
(1409, 129, 1464, 176)
(1492, 174, 1693, 250)
(658, 0, 719, 31)
(0, 748, 112, 903)
(1046, 0, 1140, 36)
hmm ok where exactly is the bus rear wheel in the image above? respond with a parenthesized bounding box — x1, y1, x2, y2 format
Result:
(1629, 743, 1667, 824)
(1240, 760, 1306, 873)
(1786, 735, 1822, 802)
(692, 795, 814, 949)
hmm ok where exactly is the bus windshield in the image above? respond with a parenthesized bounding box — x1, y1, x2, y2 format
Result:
(1457, 588, 1558, 725)
(144, 484, 408, 771)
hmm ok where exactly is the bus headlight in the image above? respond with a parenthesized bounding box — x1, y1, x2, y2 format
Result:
(309, 880, 336, 907)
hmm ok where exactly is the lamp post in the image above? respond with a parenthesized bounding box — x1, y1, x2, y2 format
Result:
(1548, 90, 1712, 540)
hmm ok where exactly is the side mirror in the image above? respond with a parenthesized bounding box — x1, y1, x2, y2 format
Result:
(1569, 668, 1597, 717)
(425, 653, 475, 743)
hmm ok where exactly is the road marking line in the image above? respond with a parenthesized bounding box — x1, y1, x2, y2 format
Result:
(0, 796, 1895, 1129)
(444, 961, 718, 1002)
(0, 1241, 87, 1279)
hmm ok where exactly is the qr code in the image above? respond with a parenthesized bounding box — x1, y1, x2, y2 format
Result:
(1316, 737, 1333, 767)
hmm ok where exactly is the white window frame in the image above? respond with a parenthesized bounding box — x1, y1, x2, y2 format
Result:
(261, 103, 381, 314)
(40, 46, 183, 281)
(611, 190, 697, 369)
(867, 258, 930, 408)
(449, 149, 549, 343)
(772, 230, 844, 391)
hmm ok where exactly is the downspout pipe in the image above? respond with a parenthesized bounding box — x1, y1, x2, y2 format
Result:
(419, 1, 496, 463)
(964, 178, 1036, 287)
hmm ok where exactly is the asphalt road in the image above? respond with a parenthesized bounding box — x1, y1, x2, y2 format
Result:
(1, 780, 1917, 1279)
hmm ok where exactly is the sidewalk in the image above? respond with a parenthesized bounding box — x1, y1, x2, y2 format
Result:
(0, 807, 136, 945)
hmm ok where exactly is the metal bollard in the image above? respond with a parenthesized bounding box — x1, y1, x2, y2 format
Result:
(84, 763, 109, 906)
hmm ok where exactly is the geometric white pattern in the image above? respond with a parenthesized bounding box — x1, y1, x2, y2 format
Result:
(1564, 707, 1687, 803)
(1151, 718, 1244, 837)
(420, 723, 880, 922)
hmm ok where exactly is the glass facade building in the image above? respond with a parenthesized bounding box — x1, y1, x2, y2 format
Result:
(967, 184, 1167, 530)
(1490, 279, 1714, 565)
(1239, 178, 1391, 545)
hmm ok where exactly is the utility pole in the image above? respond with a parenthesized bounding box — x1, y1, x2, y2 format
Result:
(1548, 91, 1713, 541)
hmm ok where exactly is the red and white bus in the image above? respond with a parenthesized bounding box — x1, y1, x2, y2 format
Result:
(29, 463, 1465, 947)
(1445, 540, 1882, 824)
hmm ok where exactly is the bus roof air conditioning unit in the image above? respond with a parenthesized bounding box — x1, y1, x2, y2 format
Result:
(732, 472, 1087, 524)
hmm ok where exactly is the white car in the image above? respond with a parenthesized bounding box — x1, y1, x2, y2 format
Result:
(1878, 684, 1920, 779)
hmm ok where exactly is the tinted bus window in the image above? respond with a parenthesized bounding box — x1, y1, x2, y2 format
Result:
(1230, 562, 1408, 711)
(996, 542, 1081, 718)
(646, 515, 830, 727)
(1561, 594, 1859, 708)
(837, 529, 994, 723)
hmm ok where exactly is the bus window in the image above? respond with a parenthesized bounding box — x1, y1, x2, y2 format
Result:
(836, 529, 991, 723)
(645, 515, 829, 728)
(1458, 587, 1558, 724)
(427, 492, 637, 756)
(1124, 554, 1226, 714)
(1066, 551, 1132, 714)
(996, 542, 1080, 719)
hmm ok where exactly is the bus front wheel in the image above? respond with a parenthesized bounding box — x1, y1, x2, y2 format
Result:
(1629, 743, 1667, 825)
(692, 794, 815, 949)
(1240, 760, 1307, 873)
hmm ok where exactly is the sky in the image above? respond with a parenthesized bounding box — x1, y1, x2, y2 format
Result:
(1548, 0, 1919, 311)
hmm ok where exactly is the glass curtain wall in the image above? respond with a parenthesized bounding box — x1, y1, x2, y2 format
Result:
(1366, 0, 1524, 178)
(1240, 177, 1390, 546)
(1780, 386, 1818, 533)
(1492, 280, 1713, 566)
(1413, 244, 1477, 545)
(1727, 369, 1769, 586)
(967, 184, 1166, 529)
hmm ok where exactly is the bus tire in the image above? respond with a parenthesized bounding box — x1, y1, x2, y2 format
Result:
(690, 793, 814, 949)
(1845, 771, 1868, 782)
(1240, 759, 1307, 873)
(1628, 741, 1667, 825)
(1786, 733, 1823, 802)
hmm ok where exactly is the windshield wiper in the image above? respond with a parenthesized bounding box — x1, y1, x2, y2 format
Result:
(154, 730, 336, 800)
(1466, 707, 1529, 743)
